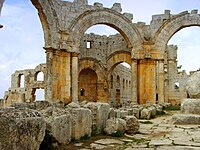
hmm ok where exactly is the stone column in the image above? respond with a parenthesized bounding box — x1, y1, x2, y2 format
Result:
(44, 47, 53, 101)
(131, 59, 138, 104)
(158, 60, 164, 103)
(71, 52, 79, 103)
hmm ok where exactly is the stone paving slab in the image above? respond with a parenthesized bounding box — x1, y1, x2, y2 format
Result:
(149, 138, 172, 146)
(94, 138, 124, 145)
(156, 146, 200, 150)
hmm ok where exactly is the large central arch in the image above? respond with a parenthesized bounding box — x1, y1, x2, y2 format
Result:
(69, 9, 143, 51)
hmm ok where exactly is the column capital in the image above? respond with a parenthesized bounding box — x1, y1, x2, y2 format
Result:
(71, 52, 79, 57)
(44, 47, 55, 53)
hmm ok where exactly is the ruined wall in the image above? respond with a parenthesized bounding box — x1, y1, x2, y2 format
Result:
(3, 64, 46, 107)
(165, 45, 188, 105)
(4, 0, 200, 106)
(80, 33, 129, 67)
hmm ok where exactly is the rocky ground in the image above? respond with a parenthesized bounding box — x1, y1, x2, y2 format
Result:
(60, 110, 200, 150)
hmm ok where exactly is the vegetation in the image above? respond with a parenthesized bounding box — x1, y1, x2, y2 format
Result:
(156, 110, 166, 116)
(164, 105, 181, 111)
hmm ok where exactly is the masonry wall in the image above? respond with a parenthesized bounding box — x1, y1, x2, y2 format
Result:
(2, 35, 193, 107)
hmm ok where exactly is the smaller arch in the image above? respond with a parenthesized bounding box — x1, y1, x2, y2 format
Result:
(79, 58, 106, 81)
(35, 71, 44, 81)
(107, 52, 131, 75)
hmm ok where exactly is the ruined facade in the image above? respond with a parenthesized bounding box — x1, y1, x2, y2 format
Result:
(2, 0, 200, 107)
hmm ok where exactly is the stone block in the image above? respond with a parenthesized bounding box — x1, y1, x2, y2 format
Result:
(123, 13, 133, 21)
(109, 108, 115, 118)
(115, 109, 121, 118)
(85, 102, 110, 135)
(111, 3, 122, 12)
(120, 110, 128, 119)
(125, 115, 140, 134)
(132, 108, 140, 119)
(186, 71, 200, 98)
(140, 108, 151, 119)
(69, 107, 92, 140)
(94, 2, 103, 8)
(172, 114, 200, 125)
(104, 118, 126, 135)
(0, 108, 46, 150)
(181, 99, 200, 115)
(42, 107, 72, 144)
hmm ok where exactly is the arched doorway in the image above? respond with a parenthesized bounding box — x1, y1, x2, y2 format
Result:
(78, 68, 98, 102)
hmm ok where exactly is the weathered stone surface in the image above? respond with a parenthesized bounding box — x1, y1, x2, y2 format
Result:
(125, 115, 140, 134)
(104, 118, 126, 135)
(186, 71, 200, 98)
(120, 110, 128, 118)
(181, 99, 200, 114)
(148, 106, 156, 118)
(67, 102, 80, 108)
(0, 108, 46, 150)
(41, 106, 72, 144)
(85, 102, 110, 134)
(132, 108, 140, 119)
(69, 107, 92, 140)
(140, 108, 151, 119)
(171, 114, 200, 125)
(109, 108, 115, 118)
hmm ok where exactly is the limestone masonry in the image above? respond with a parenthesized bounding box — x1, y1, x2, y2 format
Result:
(2, 0, 200, 107)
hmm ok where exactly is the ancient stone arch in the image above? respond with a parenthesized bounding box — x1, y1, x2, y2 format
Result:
(155, 10, 200, 51)
(78, 58, 106, 82)
(69, 9, 143, 50)
(107, 52, 131, 75)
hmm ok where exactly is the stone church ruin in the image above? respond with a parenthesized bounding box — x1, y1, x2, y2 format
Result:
(2, 0, 200, 107)
(1, 0, 200, 149)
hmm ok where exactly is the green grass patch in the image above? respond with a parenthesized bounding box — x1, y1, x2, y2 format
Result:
(164, 105, 181, 111)
(156, 110, 166, 116)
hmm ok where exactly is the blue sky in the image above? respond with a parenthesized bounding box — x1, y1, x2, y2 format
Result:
(0, 0, 200, 98)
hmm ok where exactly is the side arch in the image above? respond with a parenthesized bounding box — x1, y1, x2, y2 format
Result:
(107, 52, 131, 75)
(78, 58, 106, 81)
(69, 9, 143, 51)
(78, 58, 108, 102)
(155, 13, 200, 51)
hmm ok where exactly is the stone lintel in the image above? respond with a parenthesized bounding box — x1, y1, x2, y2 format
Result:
(44, 47, 76, 54)
(132, 50, 165, 60)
